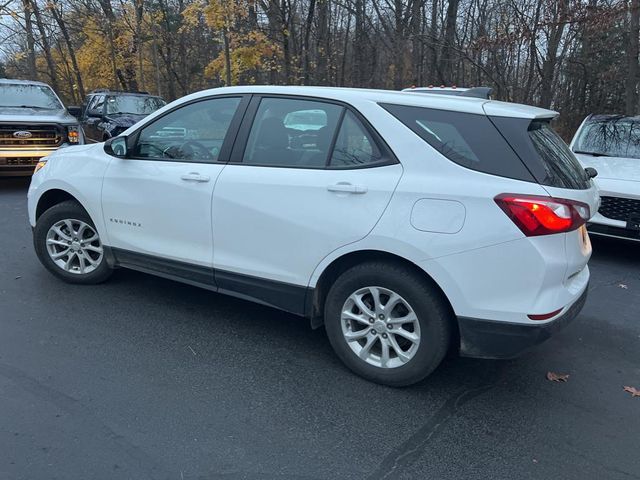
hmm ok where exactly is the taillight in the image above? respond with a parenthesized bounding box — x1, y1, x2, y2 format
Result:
(495, 194, 590, 236)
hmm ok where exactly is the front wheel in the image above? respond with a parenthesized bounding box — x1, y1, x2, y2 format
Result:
(324, 262, 452, 387)
(34, 200, 113, 284)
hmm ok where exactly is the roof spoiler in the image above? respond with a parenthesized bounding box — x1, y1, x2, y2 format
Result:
(459, 87, 493, 99)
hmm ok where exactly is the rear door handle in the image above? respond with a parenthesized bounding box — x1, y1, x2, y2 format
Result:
(327, 183, 368, 194)
(180, 172, 210, 183)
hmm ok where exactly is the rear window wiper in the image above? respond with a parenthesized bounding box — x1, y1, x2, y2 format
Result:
(573, 150, 608, 157)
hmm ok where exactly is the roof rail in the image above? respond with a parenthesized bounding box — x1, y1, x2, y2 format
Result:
(458, 87, 493, 99)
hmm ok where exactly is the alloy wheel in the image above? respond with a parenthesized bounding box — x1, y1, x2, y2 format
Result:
(341, 286, 421, 368)
(45, 219, 104, 275)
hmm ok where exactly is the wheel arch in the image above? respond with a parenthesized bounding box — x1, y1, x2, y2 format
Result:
(306, 249, 459, 351)
(36, 189, 83, 220)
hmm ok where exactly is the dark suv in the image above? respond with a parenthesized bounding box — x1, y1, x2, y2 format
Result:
(80, 90, 165, 142)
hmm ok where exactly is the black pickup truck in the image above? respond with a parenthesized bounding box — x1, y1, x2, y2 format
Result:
(0, 78, 83, 176)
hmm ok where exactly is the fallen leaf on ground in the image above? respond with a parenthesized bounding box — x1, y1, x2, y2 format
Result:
(623, 386, 640, 397)
(547, 371, 570, 382)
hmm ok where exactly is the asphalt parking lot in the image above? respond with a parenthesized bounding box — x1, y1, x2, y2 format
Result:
(1, 177, 639, 480)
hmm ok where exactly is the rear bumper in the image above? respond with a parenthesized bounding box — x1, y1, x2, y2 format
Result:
(457, 284, 588, 359)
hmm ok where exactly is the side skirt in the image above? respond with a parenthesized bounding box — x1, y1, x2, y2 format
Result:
(107, 247, 311, 317)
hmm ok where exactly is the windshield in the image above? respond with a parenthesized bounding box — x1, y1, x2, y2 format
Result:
(106, 95, 165, 115)
(0, 84, 62, 109)
(574, 117, 640, 159)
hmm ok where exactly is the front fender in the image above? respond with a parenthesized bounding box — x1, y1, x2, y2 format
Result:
(27, 146, 111, 240)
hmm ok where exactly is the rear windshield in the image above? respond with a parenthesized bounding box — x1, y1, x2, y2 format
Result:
(574, 117, 640, 159)
(380, 104, 534, 182)
(491, 117, 591, 189)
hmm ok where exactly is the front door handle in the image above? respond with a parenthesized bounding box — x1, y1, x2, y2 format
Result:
(180, 172, 210, 183)
(327, 183, 368, 194)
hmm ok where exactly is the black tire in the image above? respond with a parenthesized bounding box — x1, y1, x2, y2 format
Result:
(324, 261, 452, 387)
(34, 200, 113, 284)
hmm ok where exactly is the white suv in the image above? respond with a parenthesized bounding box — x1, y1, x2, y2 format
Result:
(571, 114, 640, 241)
(28, 86, 598, 386)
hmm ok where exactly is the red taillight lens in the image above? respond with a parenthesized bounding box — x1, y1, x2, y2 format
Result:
(495, 194, 590, 236)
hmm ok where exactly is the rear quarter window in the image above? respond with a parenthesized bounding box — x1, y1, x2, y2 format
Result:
(380, 103, 535, 182)
(491, 117, 591, 189)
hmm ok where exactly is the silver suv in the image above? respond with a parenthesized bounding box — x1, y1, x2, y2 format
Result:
(0, 79, 84, 176)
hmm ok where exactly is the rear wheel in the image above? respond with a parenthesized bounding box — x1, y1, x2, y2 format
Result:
(34, 200, 113, 284)
(324, 261, 451, 387)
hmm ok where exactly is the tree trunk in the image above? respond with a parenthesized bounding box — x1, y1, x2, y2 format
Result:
(303, 0, 316, 85)
(441, 0, 460, 83)
(21, 0, 37, 80)
(353, 0, 366, 86)
(316, 0, 329, 84)
(29, 0, 59, 92)
(428, 0, 439, 84)
(222, 26, 232, 86)
(97, 0, 119, 88)
(627, 0, 640, 115)
(539, 0, 567, 109)
(135, 0, 145, 91)
(49, 0, 85, 99)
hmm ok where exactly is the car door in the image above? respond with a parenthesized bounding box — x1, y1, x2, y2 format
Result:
(101, 95, 248, 279)
(83, 94, 105, 142)
(212, 96, 403, 313)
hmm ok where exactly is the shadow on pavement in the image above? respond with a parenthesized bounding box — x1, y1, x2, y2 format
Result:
(0, 176, 31, 190)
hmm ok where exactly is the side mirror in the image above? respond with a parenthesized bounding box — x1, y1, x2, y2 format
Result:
(585, 167, 598, 179)
(67, 106, 82, 119)
(104, 136, 128, 158)
(87, 109, 103, 118)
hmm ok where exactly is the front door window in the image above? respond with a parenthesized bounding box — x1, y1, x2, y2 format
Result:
(133, 97, 241, 162)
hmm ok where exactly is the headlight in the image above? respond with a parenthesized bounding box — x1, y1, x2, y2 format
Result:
(67, 125, 81, 143)
(34, 160, 47, 174)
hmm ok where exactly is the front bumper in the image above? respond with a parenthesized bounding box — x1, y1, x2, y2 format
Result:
(457, 284, 588, 359)
(0, 148, 56, 176)
(587, 222, 640, 242)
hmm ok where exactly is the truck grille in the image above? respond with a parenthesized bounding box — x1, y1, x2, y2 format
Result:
(599, 196, 640, 221)
(0, 157, 41, 166)
(0, 124, 63, 148)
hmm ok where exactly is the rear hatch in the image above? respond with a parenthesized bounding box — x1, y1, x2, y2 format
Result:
(486, 108, 599, 287)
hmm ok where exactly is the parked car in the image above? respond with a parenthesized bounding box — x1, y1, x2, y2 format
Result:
(0, 78, 83, 176)
(571, 114, 640, 241)
(28, 86, 597, 386)
(402, 85, 493, 99)
(79, 89, 165, 142)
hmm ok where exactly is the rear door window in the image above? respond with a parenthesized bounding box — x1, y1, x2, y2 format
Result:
(380, 103, 534, 182)
(242, 98, 343, 168)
